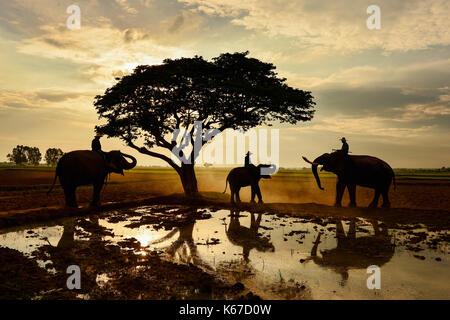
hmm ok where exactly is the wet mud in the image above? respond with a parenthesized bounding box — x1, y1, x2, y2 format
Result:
(0, 205, 448, 300)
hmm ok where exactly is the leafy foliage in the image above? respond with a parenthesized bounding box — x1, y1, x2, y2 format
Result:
(7, 145, 28, 165)
(45, 148, 64, 166)
(7, 145, 42, 165)
(94, 52, 316, 194)
(26, 147, 41, 166)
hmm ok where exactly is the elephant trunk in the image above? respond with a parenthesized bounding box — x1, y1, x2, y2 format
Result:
(121, 153, 137, 170)
(312, 163, 324, 190)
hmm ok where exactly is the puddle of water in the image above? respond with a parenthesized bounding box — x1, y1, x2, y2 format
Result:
(0, 205, 448, 299)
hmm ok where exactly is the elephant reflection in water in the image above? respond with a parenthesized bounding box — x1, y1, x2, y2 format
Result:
(45, 217, 103, 289)
(165, 221, 203, 266)
(148, 210, 212, 269)
(308, 219, 394, 285)
(225, 209, 275, 263)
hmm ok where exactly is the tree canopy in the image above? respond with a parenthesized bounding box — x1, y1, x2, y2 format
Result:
(94, 52, 316, 195)
(45, 148, 64, 166)
(7, 145, 42, 165)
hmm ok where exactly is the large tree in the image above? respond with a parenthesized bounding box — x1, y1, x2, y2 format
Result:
(45, 148, 64, 166)
(7, 145, 41, 165)
(25, 147, 41, 165)
(7, 145, 28, 165)
(94, 52, 316, 196)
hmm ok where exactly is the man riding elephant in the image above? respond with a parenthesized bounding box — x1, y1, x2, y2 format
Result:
(244, 151, 258, 177)
(47, 149, 137, 207)
(340, 137, 349, 154)
(224, 153, 275, 204)
(91, 132, 103, 154)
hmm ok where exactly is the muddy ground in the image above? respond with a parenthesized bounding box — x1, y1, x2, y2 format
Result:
(0, 169, 449, 300)
(1, 169, 450, 213)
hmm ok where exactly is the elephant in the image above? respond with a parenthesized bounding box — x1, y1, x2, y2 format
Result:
(303, 151, 396, 208)
(223, 164, 274, 204)
(226, 209, 274, 262)
(47, 150, 137, 207)
(307, 219, 394, 285)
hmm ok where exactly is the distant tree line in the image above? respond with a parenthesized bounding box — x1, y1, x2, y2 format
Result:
(6, 145, 63, 166)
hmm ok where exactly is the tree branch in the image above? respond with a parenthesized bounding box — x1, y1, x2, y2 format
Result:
(128, 141, 181, 173)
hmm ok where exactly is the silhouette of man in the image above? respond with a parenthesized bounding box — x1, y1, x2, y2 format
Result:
(92, 133, 103, 153)
(340, 137, 349, 154)
(245, 151, 252, 167)
(244, 151, 258, 178)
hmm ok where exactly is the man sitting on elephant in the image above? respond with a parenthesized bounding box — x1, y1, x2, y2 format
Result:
(224, 160, 274, 204)
(340, 137, 349, 154)
(47, 150, 137, 207)
(92, 132, 103, 153)
(244, 151, 258, 177)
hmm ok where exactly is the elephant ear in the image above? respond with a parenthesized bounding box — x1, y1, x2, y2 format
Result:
(105, 153, 124, 175)
(106, 160, 118, 171)
(331, 153, 347, 173)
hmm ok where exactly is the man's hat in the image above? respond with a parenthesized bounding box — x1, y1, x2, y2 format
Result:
(340, 137, 346, 142)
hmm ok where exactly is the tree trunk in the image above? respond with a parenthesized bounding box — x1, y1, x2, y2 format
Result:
(179, 163, 199, 197)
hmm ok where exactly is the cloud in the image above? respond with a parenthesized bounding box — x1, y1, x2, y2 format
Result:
(180, 0, 450, 54)
(277, 59, 450, 127)
(16, 24, 193, 85)
(293, 115, 436, 139)
(169, 14, 185, 33)
(115, 0, 138, 14)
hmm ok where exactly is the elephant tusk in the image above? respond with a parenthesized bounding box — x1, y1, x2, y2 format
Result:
(302, 156, 320, 166)
(302, 156, 313, 164)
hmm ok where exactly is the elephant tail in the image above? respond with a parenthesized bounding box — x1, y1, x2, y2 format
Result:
(46, 170, 59, 196)
(223, 176, 229, 194)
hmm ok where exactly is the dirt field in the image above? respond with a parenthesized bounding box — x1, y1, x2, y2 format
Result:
(0, 167, 448, 300)
(1, 167, 449, 214)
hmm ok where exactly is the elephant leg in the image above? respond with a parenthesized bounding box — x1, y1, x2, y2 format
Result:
(250, 186, 256, 204)
(65, 186, 77, 208)
(254, 184, 263, 204)
(91, 181, 103, 207)
(235, 187, 241, 203)
(369, 190, 381, 208)
(334, 181, 345, 207)
(62, 186, 70, 207)
(230, 187, 235, 204)
(347, 184, 357, 207)
(381, 190, 391, 208)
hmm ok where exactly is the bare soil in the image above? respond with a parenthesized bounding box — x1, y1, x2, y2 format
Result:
(0, 169, 448, 300)
(1, 169, 449, 214)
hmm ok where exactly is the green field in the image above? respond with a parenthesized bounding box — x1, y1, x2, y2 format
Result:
(1, 163, 450, 180)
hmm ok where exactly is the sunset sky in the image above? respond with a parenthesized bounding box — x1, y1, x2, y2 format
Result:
(0, 0, 449, 168)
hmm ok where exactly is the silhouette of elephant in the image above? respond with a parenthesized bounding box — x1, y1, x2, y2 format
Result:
(225, 209, 274, 262)
(303, 151, 396, 208)
(147, 208, 214, 270)
(223, 164, 274, 204)
(308, 219, 394, 284)
(47, 150, 137, 207)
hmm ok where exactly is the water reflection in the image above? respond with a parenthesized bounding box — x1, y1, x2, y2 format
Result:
(309, 219, 395, 285)
(0, 205, 447, 299)
(147, 208, 213, 269)
(226, 209, 275, 263)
